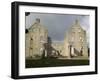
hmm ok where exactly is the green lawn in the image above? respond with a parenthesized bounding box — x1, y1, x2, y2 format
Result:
(25, 58, 89, 68)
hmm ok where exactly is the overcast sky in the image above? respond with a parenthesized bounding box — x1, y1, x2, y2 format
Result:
(25, 12, 89, 43)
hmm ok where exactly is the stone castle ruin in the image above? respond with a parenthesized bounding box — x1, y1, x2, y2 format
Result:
(25, 18, 89, 59)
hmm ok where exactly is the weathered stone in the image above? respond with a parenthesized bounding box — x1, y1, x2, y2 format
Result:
(25, 19, 89, 59)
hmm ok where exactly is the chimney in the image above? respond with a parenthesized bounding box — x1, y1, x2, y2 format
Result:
(36, 18, 40, 24)
(75, 19, 79, 24)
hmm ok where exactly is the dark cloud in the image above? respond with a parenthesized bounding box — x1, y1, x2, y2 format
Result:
(25, 13, 89, 42)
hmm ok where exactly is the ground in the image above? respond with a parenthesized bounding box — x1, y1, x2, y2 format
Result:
(25, 58, 89, 68)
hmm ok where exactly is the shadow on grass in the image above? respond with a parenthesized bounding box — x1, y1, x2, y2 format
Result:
(25, 58, 89, 68)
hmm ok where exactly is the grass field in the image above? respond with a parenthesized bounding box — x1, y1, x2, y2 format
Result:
(25, 58, 89, 68)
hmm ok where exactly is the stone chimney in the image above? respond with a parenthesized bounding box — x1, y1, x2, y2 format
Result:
(35, 18, 40, 24)
(75, 19, 79, 25)
(74, 19, 81, 27)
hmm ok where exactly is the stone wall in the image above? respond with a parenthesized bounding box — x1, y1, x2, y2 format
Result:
(25, 19, 48, 59)
(64, 20, 88, 58)
(25, 19, 89, 59)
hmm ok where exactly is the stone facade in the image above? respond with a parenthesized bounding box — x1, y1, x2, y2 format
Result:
(64, 20, 88, 58)
(25, 18, 88, 59)
(25, 18, 48, 58)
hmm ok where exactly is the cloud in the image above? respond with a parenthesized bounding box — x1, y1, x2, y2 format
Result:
(26, 12, 89, 42)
